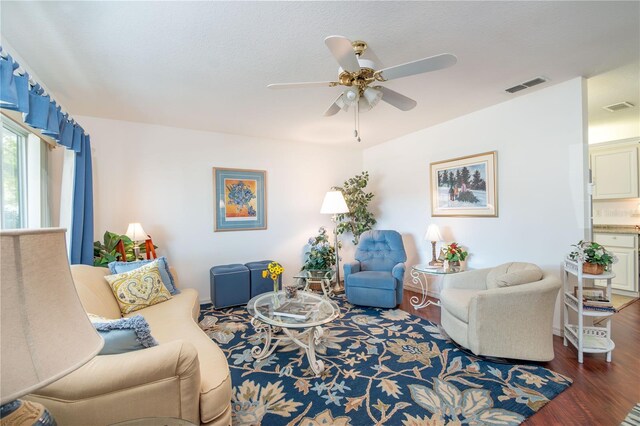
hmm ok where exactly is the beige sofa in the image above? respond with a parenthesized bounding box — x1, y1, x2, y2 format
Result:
(440, 262, 561, 361)
(25, 265, 232, 426)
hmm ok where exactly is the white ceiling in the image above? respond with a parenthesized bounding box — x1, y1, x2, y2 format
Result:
(588, 61, 640, 133)
(1, 1, 639, 147)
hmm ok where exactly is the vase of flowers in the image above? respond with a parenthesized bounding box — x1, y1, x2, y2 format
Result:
(443, 242, 468, 272)
(262, 261, 284, 293)
(569, 241, 617, 275)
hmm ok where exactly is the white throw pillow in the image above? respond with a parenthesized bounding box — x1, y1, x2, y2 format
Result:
(486, 262, 543, 289)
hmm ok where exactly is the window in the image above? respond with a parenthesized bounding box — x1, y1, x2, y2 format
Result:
(1, 120, 27, 228)
(0, 116, 50, 229)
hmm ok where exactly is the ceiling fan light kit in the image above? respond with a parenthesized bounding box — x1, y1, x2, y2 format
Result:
(364, 87, 383, 109)
(344, 87, 359, 104)
(268, 35, 457, 142)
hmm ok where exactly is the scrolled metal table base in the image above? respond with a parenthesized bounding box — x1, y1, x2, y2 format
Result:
(250, 318, 325, 376)
(410, 268, 441, 310)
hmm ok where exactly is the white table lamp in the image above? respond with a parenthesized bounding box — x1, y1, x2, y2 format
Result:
(320, 191, 350, 287)
(425, 224, 444, 266)
(126, 222, 148, 260)
(1, 228, 103, 424)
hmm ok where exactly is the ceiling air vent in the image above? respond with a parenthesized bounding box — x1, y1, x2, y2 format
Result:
(603, 101, 634, 112)
(505, 85, 527, 94)
(523, 77, 547, 87)
(505, 76, 548, 94)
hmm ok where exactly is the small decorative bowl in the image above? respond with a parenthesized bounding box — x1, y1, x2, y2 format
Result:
(284, 285, 298, 299)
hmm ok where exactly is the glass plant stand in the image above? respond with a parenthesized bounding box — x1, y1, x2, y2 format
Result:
(247, 291, 340, 376)
(293, 269, 339, 297)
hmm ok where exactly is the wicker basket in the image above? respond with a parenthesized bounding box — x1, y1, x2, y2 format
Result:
(307, 279, 324, 292)
(583, 262, 604, 275)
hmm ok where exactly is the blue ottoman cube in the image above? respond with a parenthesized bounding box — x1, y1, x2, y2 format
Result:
(245, 260, 281, 297)
(210, 264, 250, 308)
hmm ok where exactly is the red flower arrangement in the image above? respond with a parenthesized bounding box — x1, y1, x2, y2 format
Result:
(444, 242, 468, 262)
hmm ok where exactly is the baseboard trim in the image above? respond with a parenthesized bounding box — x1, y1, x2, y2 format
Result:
(404, 282, 440, 299)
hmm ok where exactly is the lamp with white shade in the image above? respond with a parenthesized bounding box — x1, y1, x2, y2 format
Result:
(320, 191, 350, 288)
(425, 224, 444, 266)
(125, 222, 148, 260)
(1, 228, 103, 425)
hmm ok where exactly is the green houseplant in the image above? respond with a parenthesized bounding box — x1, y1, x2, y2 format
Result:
(93, 231, 133, 266)
(569, 240, 617, 274)
(331, 171, 377, 245)
(301, 227, 336, 275)
(93, 231, 157, 267)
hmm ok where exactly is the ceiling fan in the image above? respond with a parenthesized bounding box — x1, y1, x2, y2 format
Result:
(267, 35, 457, 142)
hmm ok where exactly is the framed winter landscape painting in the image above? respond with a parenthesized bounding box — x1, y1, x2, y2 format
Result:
(430, 151, 497, 217)
(213, 168, 267, 231)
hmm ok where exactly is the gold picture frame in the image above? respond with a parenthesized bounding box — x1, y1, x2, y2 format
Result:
(430, 151, 498, 217)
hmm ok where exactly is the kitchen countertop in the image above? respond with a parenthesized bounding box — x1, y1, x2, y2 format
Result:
(593, 224, 640, 235)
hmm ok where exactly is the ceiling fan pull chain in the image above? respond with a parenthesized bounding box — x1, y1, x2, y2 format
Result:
(355, 99, 361, 142)
(354, 100, 358, 138)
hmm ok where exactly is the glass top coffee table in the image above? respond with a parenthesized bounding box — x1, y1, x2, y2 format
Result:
(247, 291, 340, 376)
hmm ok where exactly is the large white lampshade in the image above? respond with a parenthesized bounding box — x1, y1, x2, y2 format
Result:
(320, 191, 349, 214)
(1, 228, 103, 404)
(424, 224, 443, 242)
(125, 222, 148, 242)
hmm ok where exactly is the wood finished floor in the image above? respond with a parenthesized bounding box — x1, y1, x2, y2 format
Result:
(400, 289, 640, 426)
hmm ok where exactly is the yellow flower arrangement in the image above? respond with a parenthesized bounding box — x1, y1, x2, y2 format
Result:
(262, 261, 284, 293)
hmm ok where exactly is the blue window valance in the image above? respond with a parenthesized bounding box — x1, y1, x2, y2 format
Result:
(1, 46, 94, 265)
(0, 47, 88, 154)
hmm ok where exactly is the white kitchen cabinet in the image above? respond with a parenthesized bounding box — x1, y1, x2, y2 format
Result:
(590, 142, 639, 200)
(594, 232, 638, 295)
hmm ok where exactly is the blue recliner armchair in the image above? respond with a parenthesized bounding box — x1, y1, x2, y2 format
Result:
(343, 230, 407, 308)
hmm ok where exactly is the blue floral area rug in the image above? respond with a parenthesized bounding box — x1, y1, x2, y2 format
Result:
(199, 296, 571, 425)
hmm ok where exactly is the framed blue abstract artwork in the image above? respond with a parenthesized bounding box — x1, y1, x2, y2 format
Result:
(213, 168, 267, 231)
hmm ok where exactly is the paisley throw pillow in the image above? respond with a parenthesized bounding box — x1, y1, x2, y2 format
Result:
(105, 264, 172, 314)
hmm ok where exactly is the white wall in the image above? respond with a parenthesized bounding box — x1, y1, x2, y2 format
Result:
(589, 119, 640, 145)
(78, 116, 363, 302)
(363, 78, 589, 333)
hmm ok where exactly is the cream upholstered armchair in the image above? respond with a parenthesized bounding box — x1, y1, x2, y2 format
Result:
(439, 262, 561, 361)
